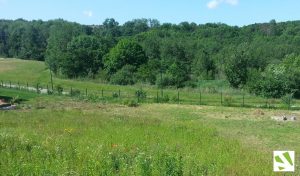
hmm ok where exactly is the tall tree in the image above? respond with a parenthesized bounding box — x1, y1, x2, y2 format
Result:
(62, 35, 108, 78)
(104, 39, 147, 75)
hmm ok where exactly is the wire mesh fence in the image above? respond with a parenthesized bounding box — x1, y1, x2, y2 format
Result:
(1, 80, 299, 110)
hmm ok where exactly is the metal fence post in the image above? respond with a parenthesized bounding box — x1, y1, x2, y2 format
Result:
(199, 91, 202, 105)
(221, 91, 223, 105)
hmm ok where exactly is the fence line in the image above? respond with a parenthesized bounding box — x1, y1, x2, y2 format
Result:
(0, 80, 299, 110)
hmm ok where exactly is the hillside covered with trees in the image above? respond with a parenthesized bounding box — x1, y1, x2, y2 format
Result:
(1, 18, 300, 98)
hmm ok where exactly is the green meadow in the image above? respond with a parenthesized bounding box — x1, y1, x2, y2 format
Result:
(1, 58, 300, 175)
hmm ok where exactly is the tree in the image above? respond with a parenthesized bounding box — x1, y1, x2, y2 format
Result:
(104, 39, 147, 75)
(62, 35, 108, 78)
(247, 64, 292, 98)
(101, 18, 121, 38)
(161, 41, 191, 88)
(45, 20, 84, 74)
(225, 44, 249, 88)
(193, 50, 216, 80)
(247, 54, 300, 98)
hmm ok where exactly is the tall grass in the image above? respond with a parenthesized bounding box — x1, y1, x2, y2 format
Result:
(0, 106, 273, 175)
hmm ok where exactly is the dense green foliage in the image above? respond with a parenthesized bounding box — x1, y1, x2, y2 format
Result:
(248, 54, 300, 98)
(104, 39, 147, 76)
(2, 18, 300, 98)
(63, 35, 108, 78)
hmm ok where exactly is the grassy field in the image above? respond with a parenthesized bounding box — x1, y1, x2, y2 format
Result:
(1, 58, 300, 109)
(1, 58, 300, 175)
(1, 88, 300, 175)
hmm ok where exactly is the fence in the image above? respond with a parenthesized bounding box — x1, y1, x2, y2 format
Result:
(0, 80, 299, 110)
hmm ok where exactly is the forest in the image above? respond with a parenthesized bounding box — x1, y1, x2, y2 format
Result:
(1, 18, 300, 98)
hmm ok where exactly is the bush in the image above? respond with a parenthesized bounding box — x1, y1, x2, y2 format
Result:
(135, 89, 147, 100)
(112, 92, 119, 98)
(47, 89, 53, 95)
(110, 65, 136, 85)
(56, 85, 64, 95)
(123, 99, 139, 107)
(247, 54, 300, 98)
(86, 94, 102, 103)
(10, 96, 21, 105)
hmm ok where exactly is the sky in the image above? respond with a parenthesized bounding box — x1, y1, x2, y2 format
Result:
(0, 0, 300, 26)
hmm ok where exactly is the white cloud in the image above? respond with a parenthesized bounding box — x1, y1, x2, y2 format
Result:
(83, 10, 93, 17)
(207, 0, 239, 9)
(207, 0, 221, 9)
(225, 0, 239, 6)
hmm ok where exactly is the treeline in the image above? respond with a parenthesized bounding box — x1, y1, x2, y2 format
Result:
(1, 18, 300, 98)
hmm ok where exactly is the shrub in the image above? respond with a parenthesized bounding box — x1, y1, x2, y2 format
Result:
(56, 85, 64, 95)
(135, 89, 147, 100)
(10, 96, 21, 105)
(86, 94, 102, 103)
(112, 92, 119, 98)
(123, 99, 139, 107)
(47, 89, 53, 95)
(110, 65, 136, 85)
(247, 54, 300, 98)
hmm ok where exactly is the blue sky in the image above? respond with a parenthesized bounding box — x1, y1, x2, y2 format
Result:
(0, 0, 300, 26)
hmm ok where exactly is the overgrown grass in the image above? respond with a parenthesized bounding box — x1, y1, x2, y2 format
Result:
(0, 97, 272, 175)
(1, 88, 300, 175)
